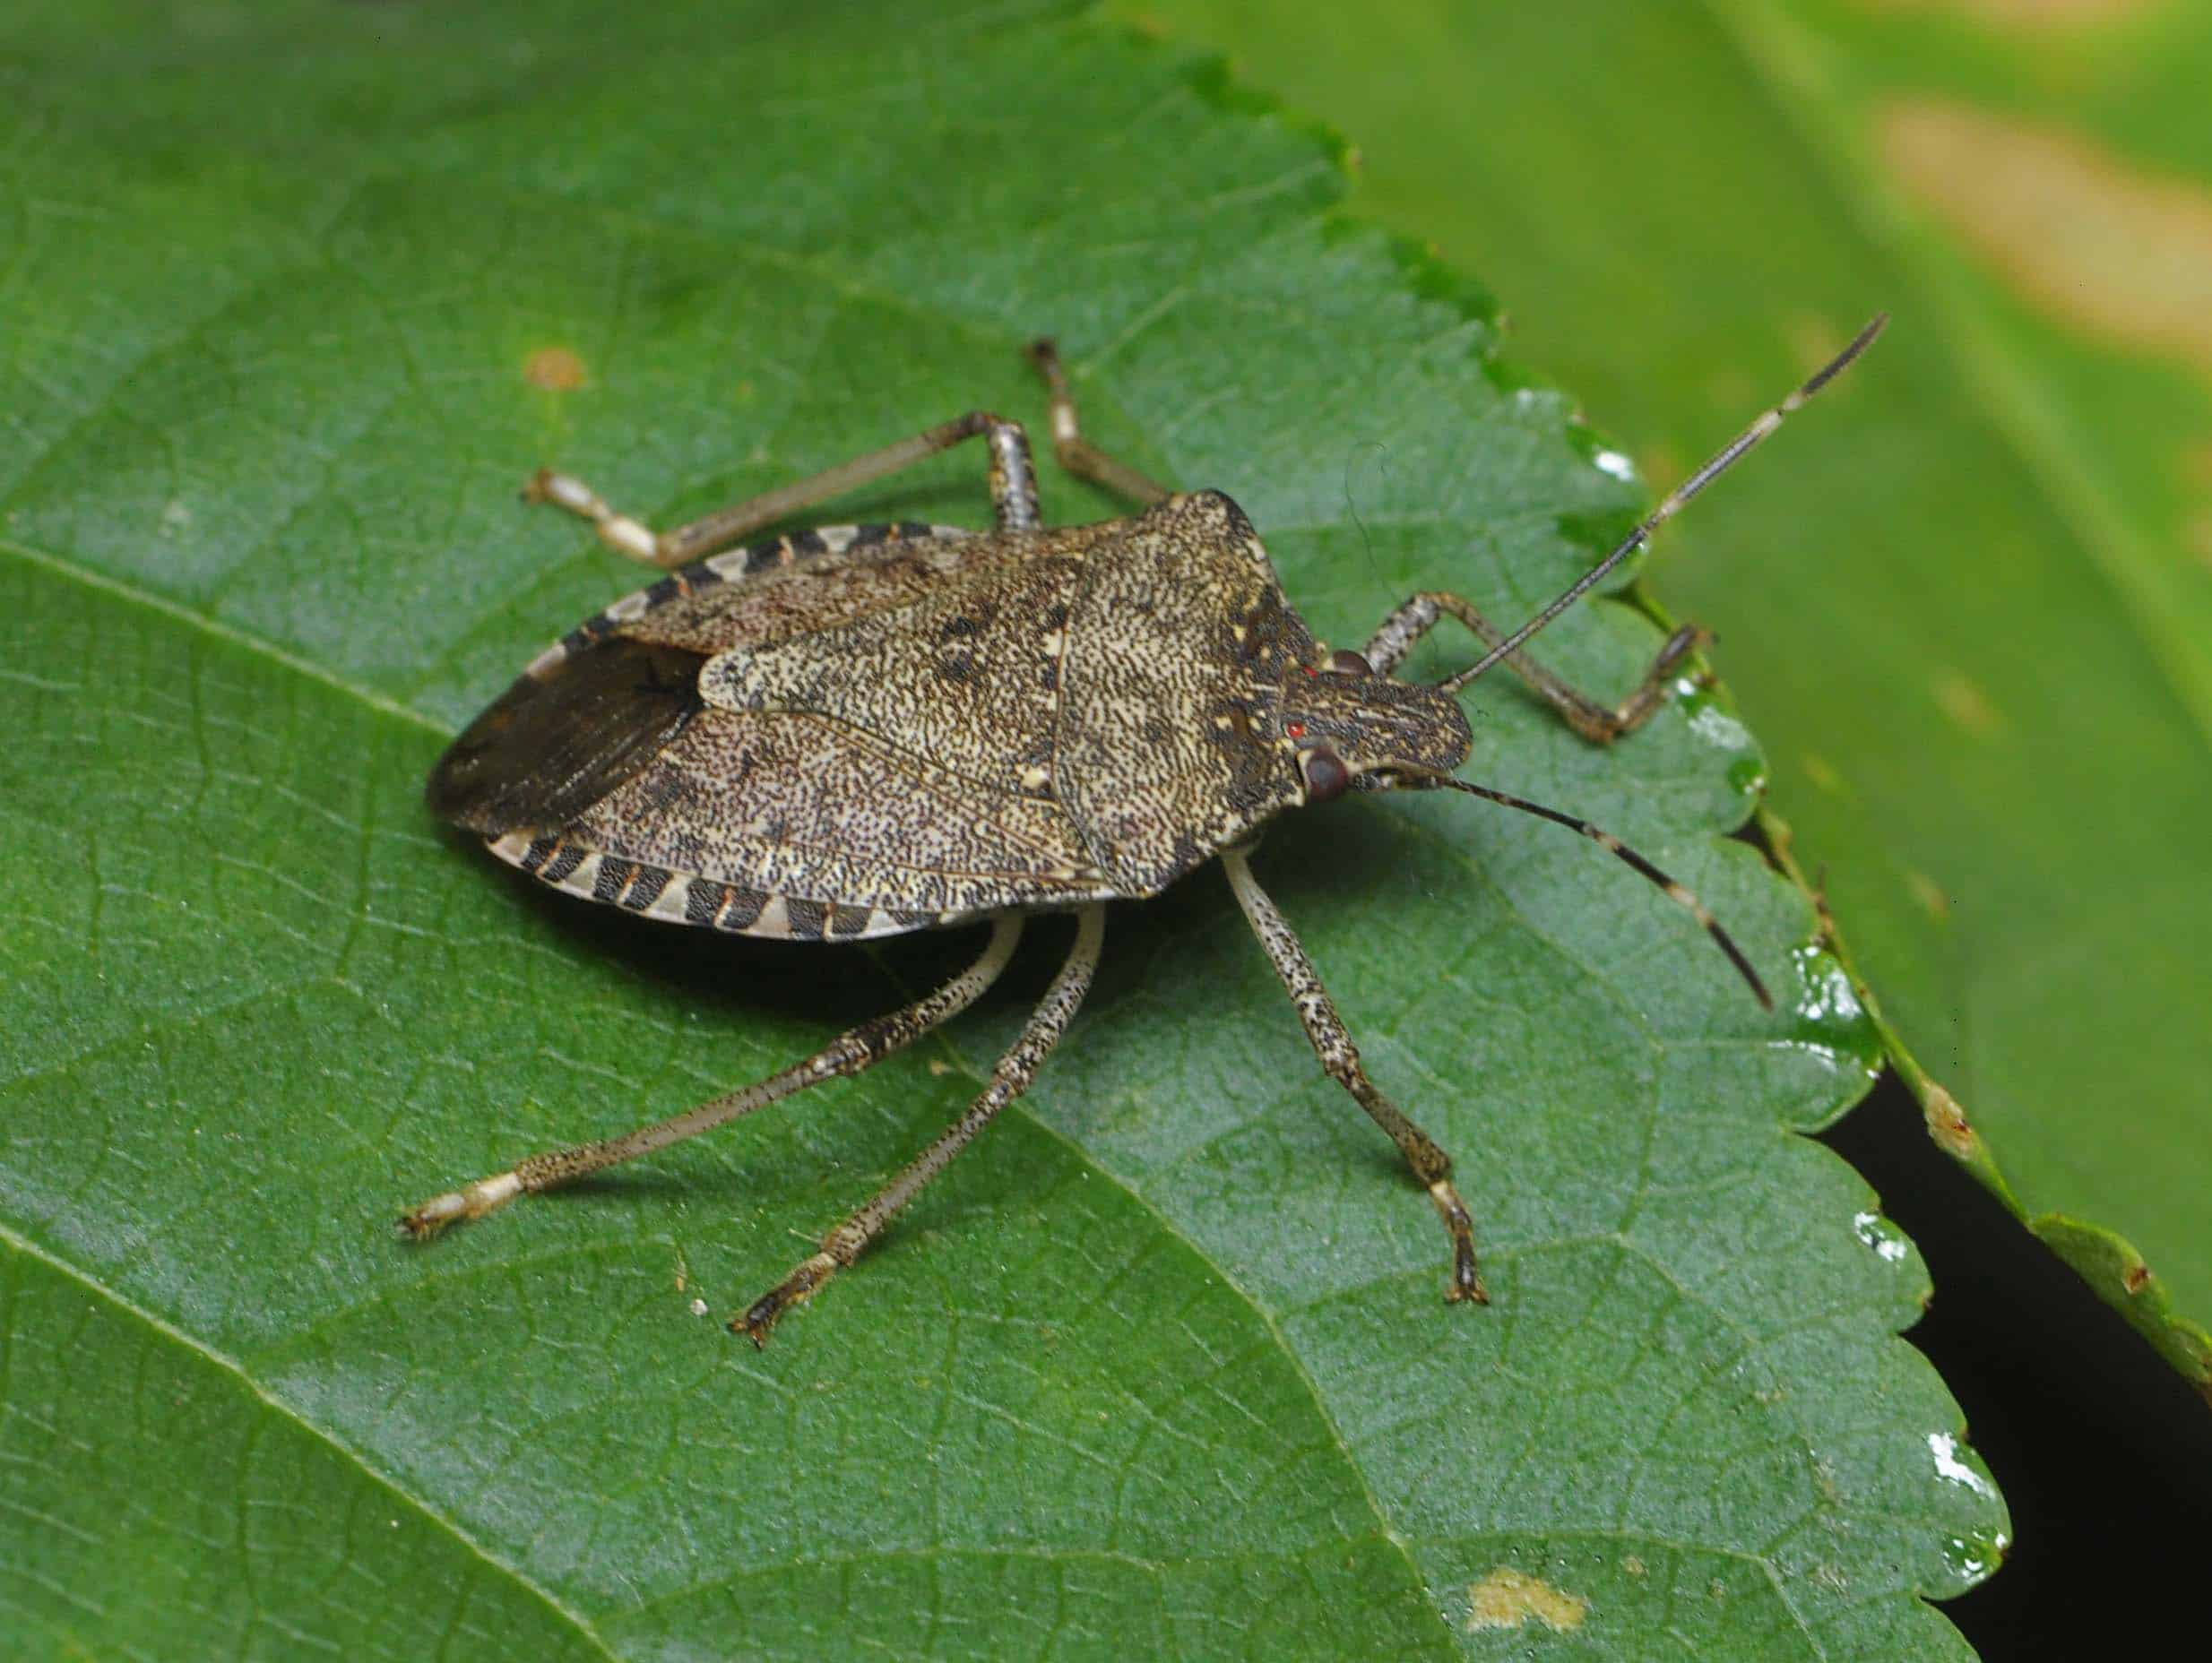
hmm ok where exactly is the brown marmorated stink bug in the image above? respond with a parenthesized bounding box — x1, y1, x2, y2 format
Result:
(403, 317, 1887, 1345)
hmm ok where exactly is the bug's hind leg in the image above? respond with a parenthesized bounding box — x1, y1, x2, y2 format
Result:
(398, 916, 1024, 1236)
(1221, 847, 1486, 1305)
(737, 906, 1105, 1347)
(1025, 340, 1172, 507)
(1362, 590, 1708, 744)
(526, 408, 1044, 570)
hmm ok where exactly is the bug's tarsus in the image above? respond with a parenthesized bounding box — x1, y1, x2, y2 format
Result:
(1442, 313, 1888, 694)
(1025, 339, 1174, 506)
(1430, 777, 1775, 1010)
(1222, 847, 1488, 1305)
(398, 1170, 522, 1238)
(525, 466, 666, 565)
(739, 1252, 839, 1348)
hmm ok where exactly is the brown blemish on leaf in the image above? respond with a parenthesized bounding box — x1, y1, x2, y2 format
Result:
(2185, 509, 2212, 572)
(1465, 1568, 1588, 1633)
(1704, 366, 1755, 416)
(1906, 869, 1951, 918)
(2125, 1262, 2152, 1294)
(1931, 668, 2005, 737)
(524, 346, 589, 392)
(1787, 313, 1846, 380)
(1923, 1082, 1979, 1159)
(1881, 101, 2212, 375)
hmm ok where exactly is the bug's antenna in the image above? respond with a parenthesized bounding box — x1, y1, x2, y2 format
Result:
(1425, 776, 1772, 1008)
(1441, 314, 1887, 694)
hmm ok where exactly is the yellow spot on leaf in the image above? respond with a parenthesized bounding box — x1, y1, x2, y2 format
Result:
(2186, 508, 2212, 572)
(1881, 101, 2212, 375)
(1923, 1082, 1980, 1159)
(1786, 312, 1845, 380)
(1931, 668, 2004, 737)
(1906, 869, 1951, 918)
(1802, 753, 1843, 795)
(1465, 1568, 1588, 1633)
(1622, 1554, 1646, 1578)
(524, 346, 589, 392)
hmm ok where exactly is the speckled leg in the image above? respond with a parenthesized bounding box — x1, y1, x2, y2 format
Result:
(398, 917, 1024, 1238)
(1025, 339, 1171, 506)
(737, 906, 1106, 1347)
(524, 409, 1043, 569)
(1362, 591, 1708, 744)
(1221, 848, 1485, 1305)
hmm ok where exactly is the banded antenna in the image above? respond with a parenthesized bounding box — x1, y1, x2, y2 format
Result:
(1442, 313, 1888, 694)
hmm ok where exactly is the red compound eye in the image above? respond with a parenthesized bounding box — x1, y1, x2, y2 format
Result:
(1285, 720, 1306, 738)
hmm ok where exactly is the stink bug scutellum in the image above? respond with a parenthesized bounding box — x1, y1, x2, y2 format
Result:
(404, 317, 1887, 1345)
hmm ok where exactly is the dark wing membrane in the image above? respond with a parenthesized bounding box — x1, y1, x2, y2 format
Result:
(428, 521, 980, 840)
(426, 637, 710, 837)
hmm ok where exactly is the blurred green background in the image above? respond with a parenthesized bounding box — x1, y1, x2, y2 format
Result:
(1110, 0, 2212, 1387)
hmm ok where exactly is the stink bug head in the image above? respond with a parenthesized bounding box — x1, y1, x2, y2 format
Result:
(1278, 651, 1472, 805)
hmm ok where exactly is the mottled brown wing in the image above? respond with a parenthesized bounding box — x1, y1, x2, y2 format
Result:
(428, 522, 1119, 942)
(428, 635, 707, 838)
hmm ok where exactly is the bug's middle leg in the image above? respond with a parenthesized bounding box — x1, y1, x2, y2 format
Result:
(1362, 590, 1707, 744)
(736, 906, 1106, 1347)
(526, 408, 1044, 569)
(1220, 848, 1485, 1305)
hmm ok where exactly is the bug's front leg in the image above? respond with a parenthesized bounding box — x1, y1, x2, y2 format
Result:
(1220, 848, 1485, 1305)
(1362, 590, 1707, 744)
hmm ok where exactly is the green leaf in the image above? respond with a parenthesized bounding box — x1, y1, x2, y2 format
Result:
(1102, 0, 2212, 1390)
(0, 3, 2001, 1655)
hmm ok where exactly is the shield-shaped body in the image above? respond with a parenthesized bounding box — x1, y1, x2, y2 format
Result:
(427, 490, 1322, 939)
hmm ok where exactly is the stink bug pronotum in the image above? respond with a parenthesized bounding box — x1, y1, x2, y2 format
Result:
(405, 317, 1887, 1345)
